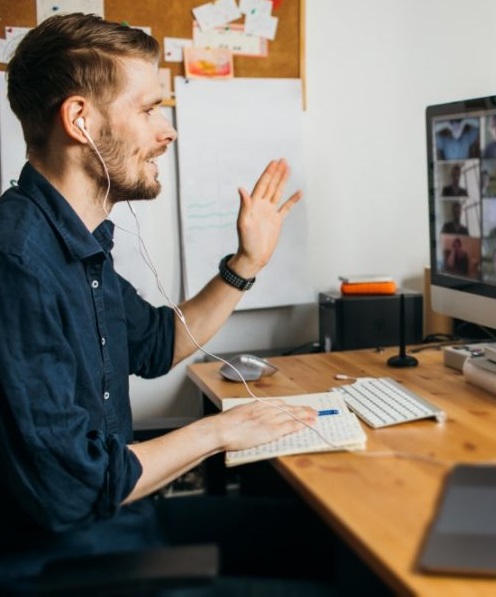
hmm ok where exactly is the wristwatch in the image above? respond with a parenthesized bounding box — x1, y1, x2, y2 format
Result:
(218, 253, 256, 291)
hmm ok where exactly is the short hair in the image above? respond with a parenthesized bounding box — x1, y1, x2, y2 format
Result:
(7, 13, 160, 155)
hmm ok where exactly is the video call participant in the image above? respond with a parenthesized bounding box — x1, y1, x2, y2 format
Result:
(443, 237, 470, 276)
(441, 201, 469, 235)
(441, 164, 468, 197)
(436, 118, 480, 160)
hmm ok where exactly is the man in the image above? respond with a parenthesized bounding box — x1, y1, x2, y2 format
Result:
(435, 118, 480, 160)
(441, 164, 468, 197)
(441, 201, 469, 235)
(0, 12, 344, 595)
(444, 237, 470, 276)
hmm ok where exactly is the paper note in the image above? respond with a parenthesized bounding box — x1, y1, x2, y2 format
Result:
(184, 47, 234, 79)
(193, 0, 242, 31)
(0, 39, 8, 64)
(244, 13, 278, 40)
(193, 22, 268, 57)
(36, 0, 104, 24)
(2, 27, 31, 63)
(239, 0, 273, 16)
(164, 37, 193, 62)
(5, 26, 31, 40)
(216, 0, 243, 23)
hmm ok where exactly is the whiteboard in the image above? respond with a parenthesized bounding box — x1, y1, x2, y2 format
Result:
(174, 77, 313, 310)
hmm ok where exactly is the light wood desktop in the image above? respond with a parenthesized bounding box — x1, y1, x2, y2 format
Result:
(187, 347, 496, 596)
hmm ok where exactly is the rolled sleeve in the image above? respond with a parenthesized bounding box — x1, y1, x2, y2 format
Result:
(118, 274, 175, 378)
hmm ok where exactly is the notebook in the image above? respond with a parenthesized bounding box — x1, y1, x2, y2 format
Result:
(222, 393, 367, 467)
(417, 464, 496, 576)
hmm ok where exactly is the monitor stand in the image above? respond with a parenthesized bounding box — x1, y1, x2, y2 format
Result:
(387, 293, 419, 368)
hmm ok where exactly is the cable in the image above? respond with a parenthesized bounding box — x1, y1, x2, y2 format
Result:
(79, 128, 112, 217)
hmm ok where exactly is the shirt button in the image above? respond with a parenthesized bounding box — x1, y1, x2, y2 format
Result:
(103, 392, 110, 401)
(101, 337, 106, 346)
(91, 280, 99, 289)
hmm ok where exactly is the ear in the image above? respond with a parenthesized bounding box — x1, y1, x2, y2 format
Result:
(60, 96, 89, 143)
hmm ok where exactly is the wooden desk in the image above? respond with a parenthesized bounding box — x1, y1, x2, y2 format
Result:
(188, 348, 496, 596)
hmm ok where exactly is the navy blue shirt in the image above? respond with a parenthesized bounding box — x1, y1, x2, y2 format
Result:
(0, 163, 175, 578)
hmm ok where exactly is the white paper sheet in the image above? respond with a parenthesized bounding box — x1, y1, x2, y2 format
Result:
(174, 77, 313, 310)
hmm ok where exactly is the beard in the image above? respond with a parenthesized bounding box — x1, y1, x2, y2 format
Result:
(85, 123, 161, 204)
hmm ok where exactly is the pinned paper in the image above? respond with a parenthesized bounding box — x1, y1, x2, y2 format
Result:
(239, 0, 273, 16)
(192, 0, 242, 31)
(2, 27, 31, 63)
(164, 37, 193, 62)
(216, 0, 243, 22)
(0, 39, 8, 64)
(184, 47, 233, 79)
(244, 13, 278, 41)
(193, 22, 267, 57)
(36, 0, 104, 24)
(5, 26, 31, 40)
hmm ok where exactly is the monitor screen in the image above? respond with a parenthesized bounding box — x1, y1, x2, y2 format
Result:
(427, 96, 496, 330)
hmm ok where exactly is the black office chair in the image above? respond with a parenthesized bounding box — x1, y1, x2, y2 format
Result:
(2, 416, 220, 596)
(8, 544, 219, 596)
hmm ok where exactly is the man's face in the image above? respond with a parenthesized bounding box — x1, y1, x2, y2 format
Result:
(451, 166, 461, 184)
(88, 58, 177, 204)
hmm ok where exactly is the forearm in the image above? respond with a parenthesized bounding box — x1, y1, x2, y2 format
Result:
(172, 257, 257, 365)
(124, 399, 317, 503)
(124, 417, 223, 503)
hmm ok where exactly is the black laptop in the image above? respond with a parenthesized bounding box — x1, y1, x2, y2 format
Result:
(418, 464, 496, 576)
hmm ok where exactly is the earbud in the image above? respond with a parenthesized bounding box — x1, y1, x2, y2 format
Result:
(75, 117, 85, 131)
(75, 117, 95, 146)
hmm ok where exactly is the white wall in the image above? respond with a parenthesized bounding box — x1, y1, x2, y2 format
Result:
(305, 0, 496, 292)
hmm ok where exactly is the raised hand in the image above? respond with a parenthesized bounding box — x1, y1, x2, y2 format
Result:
(231, 159, 302, 278)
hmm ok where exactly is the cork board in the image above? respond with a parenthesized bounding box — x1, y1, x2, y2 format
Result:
(0, 0, 304, 103)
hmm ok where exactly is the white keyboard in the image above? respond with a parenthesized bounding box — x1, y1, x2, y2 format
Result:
(332, 377, 446, 429)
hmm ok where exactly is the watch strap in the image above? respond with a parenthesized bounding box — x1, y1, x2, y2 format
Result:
(218, 254, 256, 291)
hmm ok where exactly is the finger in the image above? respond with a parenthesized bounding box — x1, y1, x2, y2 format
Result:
(274, 410, 318, 435)
(238, 186, 251, 208)
(267, 160, 293, 205)
(258, 402, 318, 424)
(251, 159, 284, 201)
(278, 190, 303, 218)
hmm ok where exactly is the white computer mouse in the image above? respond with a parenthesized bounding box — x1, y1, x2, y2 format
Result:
(219, 354, 278, 382)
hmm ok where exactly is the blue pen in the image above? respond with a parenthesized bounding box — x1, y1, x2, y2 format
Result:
(318, 409, 339, 416)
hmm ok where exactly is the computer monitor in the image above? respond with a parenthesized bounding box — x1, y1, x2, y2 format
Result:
(427, 95, 496, 331)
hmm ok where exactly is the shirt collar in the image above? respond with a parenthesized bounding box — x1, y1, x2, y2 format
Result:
(16, 162, 115, 259)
